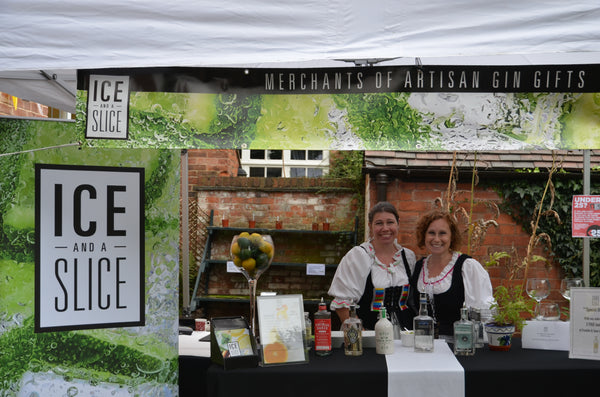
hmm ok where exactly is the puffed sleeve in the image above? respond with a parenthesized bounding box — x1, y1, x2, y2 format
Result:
(462, 257, 494, 309)
(328, 244, 372, 310)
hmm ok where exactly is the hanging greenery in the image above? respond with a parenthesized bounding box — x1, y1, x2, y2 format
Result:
(488, 171, 600, 287)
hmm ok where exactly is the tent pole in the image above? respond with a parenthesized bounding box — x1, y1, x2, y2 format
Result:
(181, 149, 191, 315)
(583, 150, 590, 287)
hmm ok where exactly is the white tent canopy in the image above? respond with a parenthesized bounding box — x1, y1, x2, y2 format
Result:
(1, 1, 600, 111)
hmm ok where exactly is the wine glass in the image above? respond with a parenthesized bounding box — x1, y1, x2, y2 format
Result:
(526, 278, 550, 320)
(231, 232, 274, 338)
(560, 278, 583, 300)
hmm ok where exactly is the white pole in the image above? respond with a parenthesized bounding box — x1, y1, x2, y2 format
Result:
(583, 150, 590, 287)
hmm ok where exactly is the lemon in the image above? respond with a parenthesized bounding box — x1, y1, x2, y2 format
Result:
(231, 242, 241, 256)
(249, 233, 264, 246)
(239, 232, 251, 238)
(259, 242, 273, 258)
(242, 258, 256, 272)
(233, 256, 242, 267)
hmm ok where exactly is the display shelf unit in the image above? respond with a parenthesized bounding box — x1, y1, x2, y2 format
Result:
(190, 210, 358, 312)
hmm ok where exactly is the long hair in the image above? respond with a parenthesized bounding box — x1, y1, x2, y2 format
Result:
(415, 210, 462, 250)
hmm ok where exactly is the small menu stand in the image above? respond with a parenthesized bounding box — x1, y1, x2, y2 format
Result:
(210, 316, 260, 369)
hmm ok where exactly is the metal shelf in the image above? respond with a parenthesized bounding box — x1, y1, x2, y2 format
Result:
(190, 210, 358, 312)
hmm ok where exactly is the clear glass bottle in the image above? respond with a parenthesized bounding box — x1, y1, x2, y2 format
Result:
(375, 307, 395, 354)
(469, 307, 484, 348)
(413, 293, 434, 352)
(342, 304, 363, 356)
(304, 311, 312, 352)
(314, 297, 332, 356)
(454, 306, 475, 356)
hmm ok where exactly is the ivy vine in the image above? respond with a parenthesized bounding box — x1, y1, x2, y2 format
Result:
(489, 173, 600, 287)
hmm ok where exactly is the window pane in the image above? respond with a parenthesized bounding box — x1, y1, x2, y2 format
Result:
(267, 150, 282, 160)
(250, 150, 265, 160)
(307, 168, 323, 177)
(266, 167, 282, 177)
(249, 167, 265, 177)
(291, 150, 306, 160)
(308, 150, 323, 160)
(290, 168, 306, 177)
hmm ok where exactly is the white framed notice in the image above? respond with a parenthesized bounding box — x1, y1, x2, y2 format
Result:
(257, 294, 308, 366)
(35, 164, 145, 332)
(85, 74, 130, 140)
(569, 287, 600, 360)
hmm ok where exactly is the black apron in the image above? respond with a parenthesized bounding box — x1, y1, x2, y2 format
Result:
(356, 248, 416, 330)
(410, 254, 469, 336)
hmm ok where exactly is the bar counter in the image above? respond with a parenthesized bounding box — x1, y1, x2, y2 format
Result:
(179, 334, 600, 397)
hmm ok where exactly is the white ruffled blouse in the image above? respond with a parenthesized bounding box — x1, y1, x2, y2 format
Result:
(416, 251, 494, 310)
(328, 240, 417, 310)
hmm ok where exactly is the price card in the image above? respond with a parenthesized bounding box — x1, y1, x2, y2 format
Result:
(572, 195, 600, 237)
(569, 287, 600, 360)
(306, 263, 326, 276)
(226, 260, 242, 273)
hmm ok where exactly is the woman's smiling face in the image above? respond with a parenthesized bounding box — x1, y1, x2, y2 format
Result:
(371, 211, 399, 244)
(425, 218, 452, 254)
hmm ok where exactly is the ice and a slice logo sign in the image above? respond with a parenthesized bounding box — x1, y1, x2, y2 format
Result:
(35, 164, 144, 332)
(86, 75, 130, 139)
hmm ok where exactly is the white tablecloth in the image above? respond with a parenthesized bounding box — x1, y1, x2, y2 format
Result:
(179, 331, 211, 357)
(386, 339, 464, 397)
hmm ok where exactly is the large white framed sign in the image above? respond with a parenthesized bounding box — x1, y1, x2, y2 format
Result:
(35, 164, 145, 332)
(569, 287, 600, 360)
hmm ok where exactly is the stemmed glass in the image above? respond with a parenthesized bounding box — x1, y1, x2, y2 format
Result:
(560, 278, 583, 301)
(526, 278, 550, 320)
(230, 233, 274, 338)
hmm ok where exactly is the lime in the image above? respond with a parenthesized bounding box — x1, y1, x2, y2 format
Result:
(237, 237, 251, 249)
(256, 252, 270, 269)
(239, 248, 253, 260)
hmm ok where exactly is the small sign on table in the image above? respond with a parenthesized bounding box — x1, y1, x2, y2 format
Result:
(569, 287, 600, 360)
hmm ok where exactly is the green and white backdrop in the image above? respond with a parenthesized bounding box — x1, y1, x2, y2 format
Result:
(1, 64, 600, 395)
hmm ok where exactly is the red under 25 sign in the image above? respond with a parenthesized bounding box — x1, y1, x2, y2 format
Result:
(35, 164, 145, 332)
(572, 195, 600, 238)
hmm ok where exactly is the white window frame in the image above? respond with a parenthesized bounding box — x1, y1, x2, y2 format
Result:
(240, 150, 329, 178)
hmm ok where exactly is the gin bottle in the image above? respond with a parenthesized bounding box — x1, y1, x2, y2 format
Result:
(413, 293, 434, 352)
(342, 304, 363, 356)
(469, 307, 484, 348)
(304, 312, 312, 352)
(375, 307, 395, 355)
(314, 297, 332, 356)
(454, 306, 475, 356)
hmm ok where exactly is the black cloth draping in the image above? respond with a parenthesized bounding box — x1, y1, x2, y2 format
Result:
(205, 347, 387, 397)
(457, 338, 600, 397)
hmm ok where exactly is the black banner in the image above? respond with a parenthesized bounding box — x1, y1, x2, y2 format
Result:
(78, 64, 600, 94)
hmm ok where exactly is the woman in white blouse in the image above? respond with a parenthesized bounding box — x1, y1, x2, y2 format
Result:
(328, 202, 417, 330)
(412, 209, 493, 337)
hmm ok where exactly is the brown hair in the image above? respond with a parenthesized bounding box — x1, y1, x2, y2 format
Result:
(368, 201, 399, 224)
(415, 210, 462, 250)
